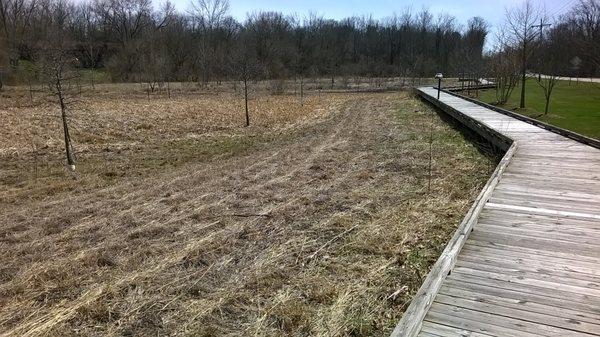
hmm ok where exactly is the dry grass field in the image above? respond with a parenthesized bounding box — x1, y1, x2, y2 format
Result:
(0, 84, 495, 336)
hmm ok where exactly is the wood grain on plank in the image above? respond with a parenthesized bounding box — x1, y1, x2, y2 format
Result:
(395, 87, 600, 337)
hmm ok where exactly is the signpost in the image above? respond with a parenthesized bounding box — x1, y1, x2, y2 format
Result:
(435, 73, 443, 99)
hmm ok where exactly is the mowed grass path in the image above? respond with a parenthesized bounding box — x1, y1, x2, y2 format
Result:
(477, 78, 600, 139)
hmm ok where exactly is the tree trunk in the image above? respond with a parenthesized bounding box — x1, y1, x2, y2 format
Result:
(59, 92, 75, 171)
(519, 70, 526, 109)
(244, 78, 249, 127)
(90, 69, 95, 89)
(300, 75, 304, 106)
(519, 45, 527, 109)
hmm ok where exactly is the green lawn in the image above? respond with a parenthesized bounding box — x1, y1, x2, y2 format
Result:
(476, 78, 600, 139)
(79, 68, 112, 83)
(7, 60, 111, 85)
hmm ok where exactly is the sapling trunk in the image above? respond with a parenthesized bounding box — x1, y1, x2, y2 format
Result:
(519, 46, 527, 108)
(428, 110, 434, 193)
(244, 77, 249, 127)
(300, 75, 304, 106)
(28, 79, 33, 100)
(58, 89, 75, 171)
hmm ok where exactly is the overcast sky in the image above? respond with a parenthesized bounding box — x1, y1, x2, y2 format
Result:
(166, 0, 574, 48)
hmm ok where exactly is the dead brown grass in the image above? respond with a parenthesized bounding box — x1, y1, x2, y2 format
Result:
(0, 85, 349, 203)
(0, 86, 495, 336)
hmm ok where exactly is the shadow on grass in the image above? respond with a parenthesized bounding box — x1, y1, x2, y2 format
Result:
(417, 96, 505, 164)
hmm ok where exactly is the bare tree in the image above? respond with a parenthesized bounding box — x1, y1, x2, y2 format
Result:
(189, 0, 229, 84)
(3, 0, 574, 87)
(489, 31, 520, 104)
(73, 2, 102, 88)
(537, 73, 558, 116)
(504, 0, 543, 108)
(570, 0, 600, 71)
(94, 0, 154, 80)
(464, 17, 490, 81)
(0, 0, 37, 67)
(0, 0, 37, 89)
(0, 40, 7, 90)
(43, 51, 80, 171)
(189, 0, 228, 30)
(536, 30, 562, 115)
(240, 62, 251, 126)
(293, 16, 308, 105)
(40, 0, 80, 172)
(232, 28, 260, 127)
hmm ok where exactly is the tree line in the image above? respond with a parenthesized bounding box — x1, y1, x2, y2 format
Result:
(0, 0, 490, 87)
(537, 0, 599, 78)
(488, 0, 599, 113)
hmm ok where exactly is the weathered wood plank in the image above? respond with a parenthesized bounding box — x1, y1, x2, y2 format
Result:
(454, 258, 600, 288)
(476, 213, 600, 235)
(440, 280, 600, 325)
(428, 302, 600, 337)
(391, 144, 518, 336)
(466, 235, 600, 264)
(460, 245, 600, 276)
(484, 203, 600, 221)
(450, 266, 600, 301)
(420, 321, 495, 337)
(475, 221, 600, 244)
(457, 253, 600, 282)
(446, 274, 600, 314)
(427, 304, 555, 337)
(396, 87, 600, 337)
(434, 293, 600, 334)
(468, 230, 600, 258)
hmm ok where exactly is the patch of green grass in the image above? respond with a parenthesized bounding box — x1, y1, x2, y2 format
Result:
(6, 61, 111, 85)
(148, 135, 266, 170)
(78, 68, 111, 84)
(477, 79, 600, 139)
(7, 60, 37, 84)
(1, 134, 270, 203)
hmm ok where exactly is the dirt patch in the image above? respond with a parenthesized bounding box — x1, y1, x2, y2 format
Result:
(0, 90, 494, 336)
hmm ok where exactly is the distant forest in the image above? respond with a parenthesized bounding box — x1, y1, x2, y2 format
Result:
(0, 0, 489, 84)
(0, 0, 598, 85)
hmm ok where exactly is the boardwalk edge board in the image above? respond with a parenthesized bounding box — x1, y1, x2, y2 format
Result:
(390, 122, 517, 336)
(443, 84, 496, 92)
(440, 87, 600, 149)
(393, 87, 600, 337)
(417, 88, 512, 151)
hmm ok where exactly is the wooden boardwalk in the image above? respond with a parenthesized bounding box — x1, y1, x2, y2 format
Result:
(393, 87, 600, 337)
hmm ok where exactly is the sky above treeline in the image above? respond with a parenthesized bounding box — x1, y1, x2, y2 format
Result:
(170, 0, 573, 23)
